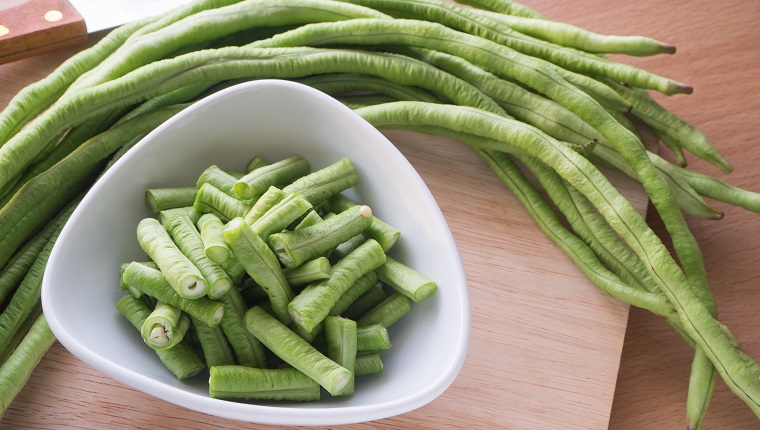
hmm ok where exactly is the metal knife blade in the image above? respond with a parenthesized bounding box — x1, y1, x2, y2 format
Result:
(0, 0, 192, 64)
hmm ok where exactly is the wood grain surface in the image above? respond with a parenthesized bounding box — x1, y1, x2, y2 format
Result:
(0, 0, 758, 428)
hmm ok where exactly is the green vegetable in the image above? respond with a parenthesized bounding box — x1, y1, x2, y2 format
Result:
(209, 365, 320, 401)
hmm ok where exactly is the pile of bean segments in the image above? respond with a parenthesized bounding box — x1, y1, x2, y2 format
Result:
(0, 0, 759, 426)
(118, 154, 436, 400)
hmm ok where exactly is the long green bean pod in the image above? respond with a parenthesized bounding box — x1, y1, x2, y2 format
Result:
(289, 239, 386, 334)
(455, 0, 546, 19)
(356, 102, 757, 415)
(297, 73, 441, 104)
(483, 12, 676, 56)
(223, 217, 294, 325)
(209, 365, 320, 401)
(0, 315, 56, 419)
(0, 19, 151, 146)
(269, 204, 374, 268)
(245, 306, 352, 396)
(332, 1, 685, 95)
(122, 262, 224, 327)
(0, 203, 74, 359)
(115, 294, 205, 380)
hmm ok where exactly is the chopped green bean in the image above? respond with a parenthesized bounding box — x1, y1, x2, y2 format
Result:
(354, 351, 383, 376)
(137, 217, 207, 299)
(269, 204, 373, 268)
(145, 187, 198, 213)
(194, 183, 251, 222)
(235, 155, 310, 200)
(246, 155, 269, 173)
(357, 292, 412, 328)
(281, 157, 358, 206)
(328, 194, 400, 252)
(218, 287, 268, 368)
(122, 262, 224, 327)
(282, 257, 332, 287)
(325, 316, 357, 396)
(245, 306, 351, 396)
(289, 239, 386, 334)
(191, 316, 236, 367)
(141, 302, 190, 350)
(250, 192, 313, 241)
(341, 283, 388, 321)
(375, 256, 437, 302)
(329, 271, 378, 316)
(197, 213, 232, 264)
(196, 165, 240, 198)
(357, 323, 390, 351)
(209, 365, 320, 401)
(243, 186, 286, 225)
(223, 217, 294, 325)
(115, 294, 205, 380)
(164, 214, 232, 299)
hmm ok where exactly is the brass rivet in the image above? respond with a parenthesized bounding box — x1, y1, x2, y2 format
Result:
(0, 25, 9, 37)
(44, 10, 64, 22)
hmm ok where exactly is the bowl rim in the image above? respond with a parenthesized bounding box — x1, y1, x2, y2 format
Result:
(41, 79, 471, 426)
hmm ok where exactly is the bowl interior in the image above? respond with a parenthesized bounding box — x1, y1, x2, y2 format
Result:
(42, 80, 470, 425)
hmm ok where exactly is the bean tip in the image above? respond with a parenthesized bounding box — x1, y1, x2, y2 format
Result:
(675, 83, 694, 95)
(660, 44, 677, 54)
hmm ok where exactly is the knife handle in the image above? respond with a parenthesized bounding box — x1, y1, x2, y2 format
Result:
(0, 0, 87, 64)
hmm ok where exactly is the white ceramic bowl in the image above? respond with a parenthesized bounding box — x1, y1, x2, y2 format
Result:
(41, 80, 470, 426)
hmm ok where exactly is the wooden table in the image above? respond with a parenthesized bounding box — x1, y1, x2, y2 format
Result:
(1, 0, 759, 428)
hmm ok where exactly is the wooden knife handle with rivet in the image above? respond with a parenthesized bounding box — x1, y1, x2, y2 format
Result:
(0, 0, 87, 64)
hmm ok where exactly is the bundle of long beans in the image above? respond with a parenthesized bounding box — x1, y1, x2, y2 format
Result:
(0, 0, 758, 427)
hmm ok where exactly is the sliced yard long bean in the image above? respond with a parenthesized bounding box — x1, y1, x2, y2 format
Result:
(289, 238, 386, 333)
(137, 217, 207, 299)
(280, 157, 357, 206)
(356, 323, 390, 351)
(354, 351, 383, 376)
(164, 214, 233, 299)
(218, 288, 268, 368)
(145, 187, 198, 213)
(235, 155, 310, 200)
(327, 194, 401, 252)
(282, 257, 332, 287)
(197, 165, 240, 198)
(122, 262, 224, 327)
(245, 306, 352, 396)
(356, 292, 412, 328)
(375, 256, 437, 302)
(209, 365, 320, 401)
(195, 183, 251, 222)
(246, 155, 269, 173)
(115, 294, 205, 380)
(141, 302, 190, 350)
(325, 316, 357, 395)
(197, 213, 232, 264)
(158, 206, 203, 226)
(191, 316, 236, 367)
(269, 204, 374, 268)
(243, 186, 286, 225)
(341, 283, 388, 321)
(251, 192, 313, 241)
(223, 217, 294, 324)
(329, 271, 378, 316)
